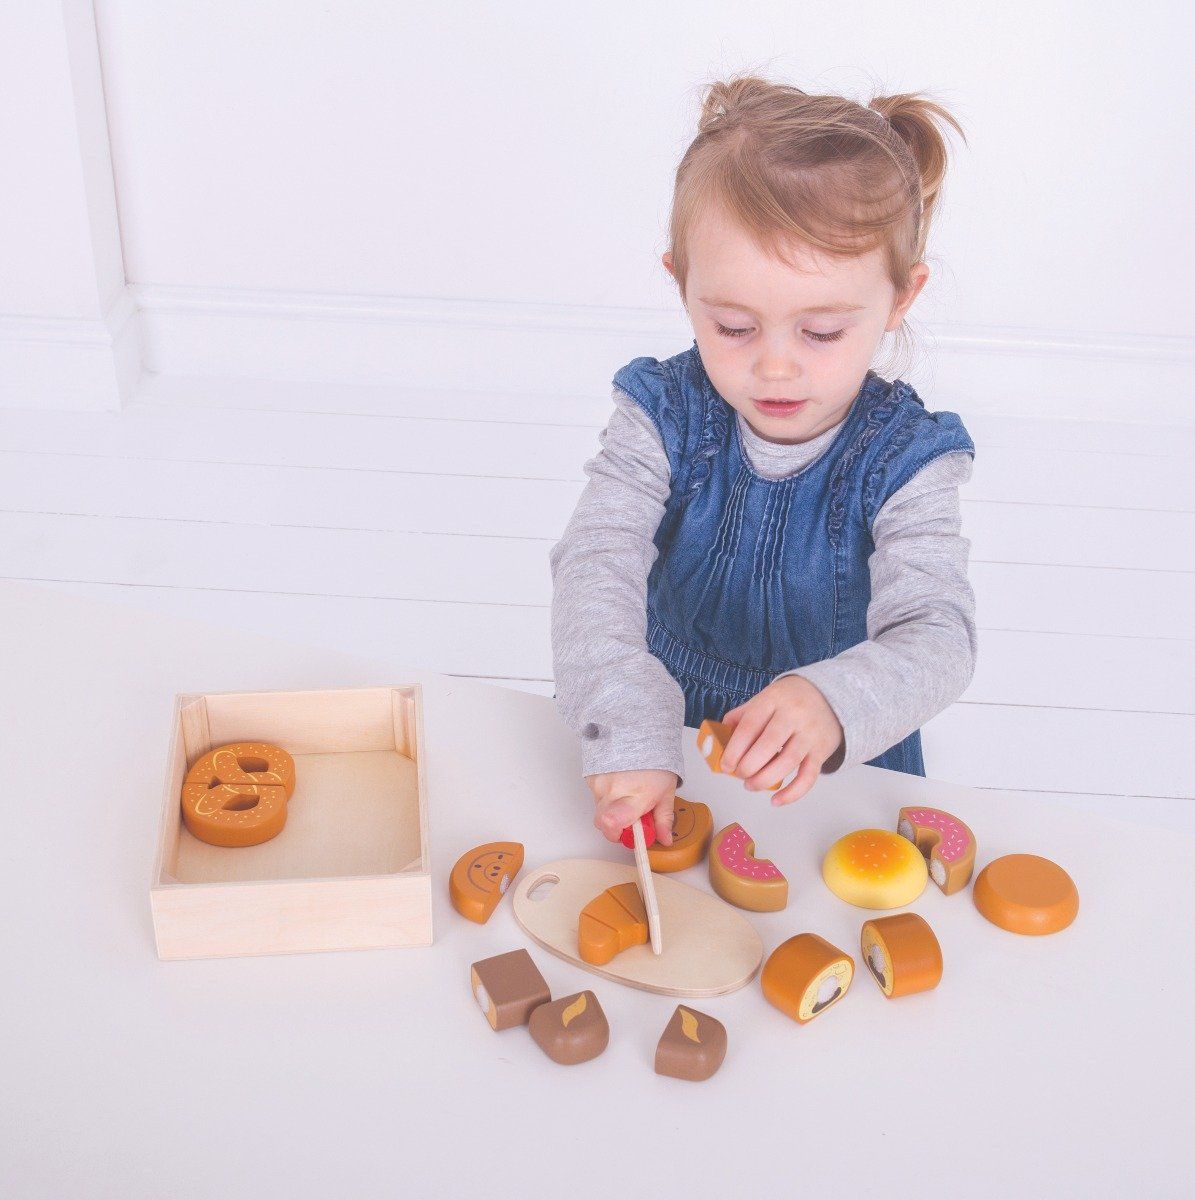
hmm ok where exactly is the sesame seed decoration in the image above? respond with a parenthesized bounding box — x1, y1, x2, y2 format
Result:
(903, 808, 972, 862)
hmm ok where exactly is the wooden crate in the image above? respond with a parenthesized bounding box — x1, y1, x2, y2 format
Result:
(150, 685, 432, 959)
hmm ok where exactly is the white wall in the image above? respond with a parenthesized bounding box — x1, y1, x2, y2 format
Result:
(2, 3, 1191, 807)
(0, 1, 139, 408)
(4, 1, 1192, 414)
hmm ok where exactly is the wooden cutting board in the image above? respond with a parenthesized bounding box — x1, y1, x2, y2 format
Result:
(511, 858, 764, 998)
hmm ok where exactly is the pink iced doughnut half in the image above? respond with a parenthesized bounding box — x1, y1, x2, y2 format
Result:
(709, 823, 788, 912)
(897, 806, 977, 895)
(717, 824, 784, 880)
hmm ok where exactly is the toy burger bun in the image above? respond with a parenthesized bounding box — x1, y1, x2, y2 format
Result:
(648, 797, 713, 873)
(897, 806, 976, 894)
(449, 841, 524, 924)
(762, 933, 854, 1024)
(861, 913, 943, 998)
(822, 828, 928, 909)
(973, 853, 1079, 935)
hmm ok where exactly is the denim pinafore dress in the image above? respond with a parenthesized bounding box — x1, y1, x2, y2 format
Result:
(612, 342, 975, 777)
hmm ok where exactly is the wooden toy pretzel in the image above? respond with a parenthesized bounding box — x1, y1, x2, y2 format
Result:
(181, 741, 296, 847)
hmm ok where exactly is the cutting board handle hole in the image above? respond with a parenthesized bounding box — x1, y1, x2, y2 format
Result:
(527, 875, 559, 902)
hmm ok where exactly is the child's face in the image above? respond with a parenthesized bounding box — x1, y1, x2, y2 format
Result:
(666, 204, 927, 444)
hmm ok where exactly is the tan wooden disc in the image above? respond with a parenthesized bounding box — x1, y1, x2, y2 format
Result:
(512, 858, 764, 998)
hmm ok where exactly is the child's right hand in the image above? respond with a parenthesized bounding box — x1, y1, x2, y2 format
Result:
(586, 770, 678, 847)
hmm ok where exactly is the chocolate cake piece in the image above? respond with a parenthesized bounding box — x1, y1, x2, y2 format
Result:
(654, 1004, 727, 1081)
(528, 991, 609, 1065)
(470, 949, 550, 1031)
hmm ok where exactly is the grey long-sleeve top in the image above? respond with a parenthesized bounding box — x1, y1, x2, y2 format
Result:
(549, 387, 977, 783)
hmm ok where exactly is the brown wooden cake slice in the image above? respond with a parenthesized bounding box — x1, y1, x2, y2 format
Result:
(654, 1005, 727, 1081)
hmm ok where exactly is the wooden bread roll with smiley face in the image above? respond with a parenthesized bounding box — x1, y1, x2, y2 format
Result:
(449, 841, 524, 924)
(647, 797, 713, 873)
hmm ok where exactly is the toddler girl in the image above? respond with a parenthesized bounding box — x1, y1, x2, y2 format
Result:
(550, 76, 976, 848)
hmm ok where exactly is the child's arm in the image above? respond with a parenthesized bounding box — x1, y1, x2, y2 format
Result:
(550, 390, 687, 841)
(721, 450, 977, 801)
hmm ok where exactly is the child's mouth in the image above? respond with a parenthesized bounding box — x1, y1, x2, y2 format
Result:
(752, 398, 808, 418)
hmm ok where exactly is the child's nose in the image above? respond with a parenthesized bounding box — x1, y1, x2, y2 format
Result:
(754, 343, 801, 381)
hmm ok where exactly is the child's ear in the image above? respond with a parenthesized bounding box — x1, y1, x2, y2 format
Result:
(662, 252, 689, 312)
(886, 262, 930, 331)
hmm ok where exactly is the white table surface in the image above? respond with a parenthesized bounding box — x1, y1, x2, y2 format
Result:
(2, 579, 1192, 1200)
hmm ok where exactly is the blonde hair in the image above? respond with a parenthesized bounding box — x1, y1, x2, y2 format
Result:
(667, 74, 967, 376)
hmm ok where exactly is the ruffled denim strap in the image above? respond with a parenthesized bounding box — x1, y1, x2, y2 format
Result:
(826, 371, 901, 547)
(861, 397, 976, 528)
(682, 354, 732, 499)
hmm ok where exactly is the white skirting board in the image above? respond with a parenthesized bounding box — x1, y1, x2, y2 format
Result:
(0, 288, 142, 412)
(1, 510, 1192, 649)
(131, 285, 1195, 425)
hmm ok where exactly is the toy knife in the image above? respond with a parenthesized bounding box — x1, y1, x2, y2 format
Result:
(621, 814, 662, 955)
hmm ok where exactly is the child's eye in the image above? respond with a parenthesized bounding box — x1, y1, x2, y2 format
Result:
(714, 322, 845, 344)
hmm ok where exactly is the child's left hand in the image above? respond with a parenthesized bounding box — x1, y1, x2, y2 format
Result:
(719, 676, 844, 806)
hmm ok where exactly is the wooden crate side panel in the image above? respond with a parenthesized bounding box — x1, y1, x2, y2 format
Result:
(393, 684, 430, 873)
(153, 696, 190, 884)
(412, 686, 431, 875)
(391, 685, 416, 758)
(151, 874, 433, 960)
(178, 696, 211, 764)
(202, 687, 395, 753)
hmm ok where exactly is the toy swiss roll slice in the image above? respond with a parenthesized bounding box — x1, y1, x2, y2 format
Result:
(709, 823, 788, 912)
(762, 933, 854, 1024)
(897, 807, 976, 895)
(697, 720, 782, 789)
(450, 841, 525, 924)
(860, 913, 943, 998)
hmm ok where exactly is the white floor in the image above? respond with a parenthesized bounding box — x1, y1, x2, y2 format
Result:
(2, 371, 1192, 824)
